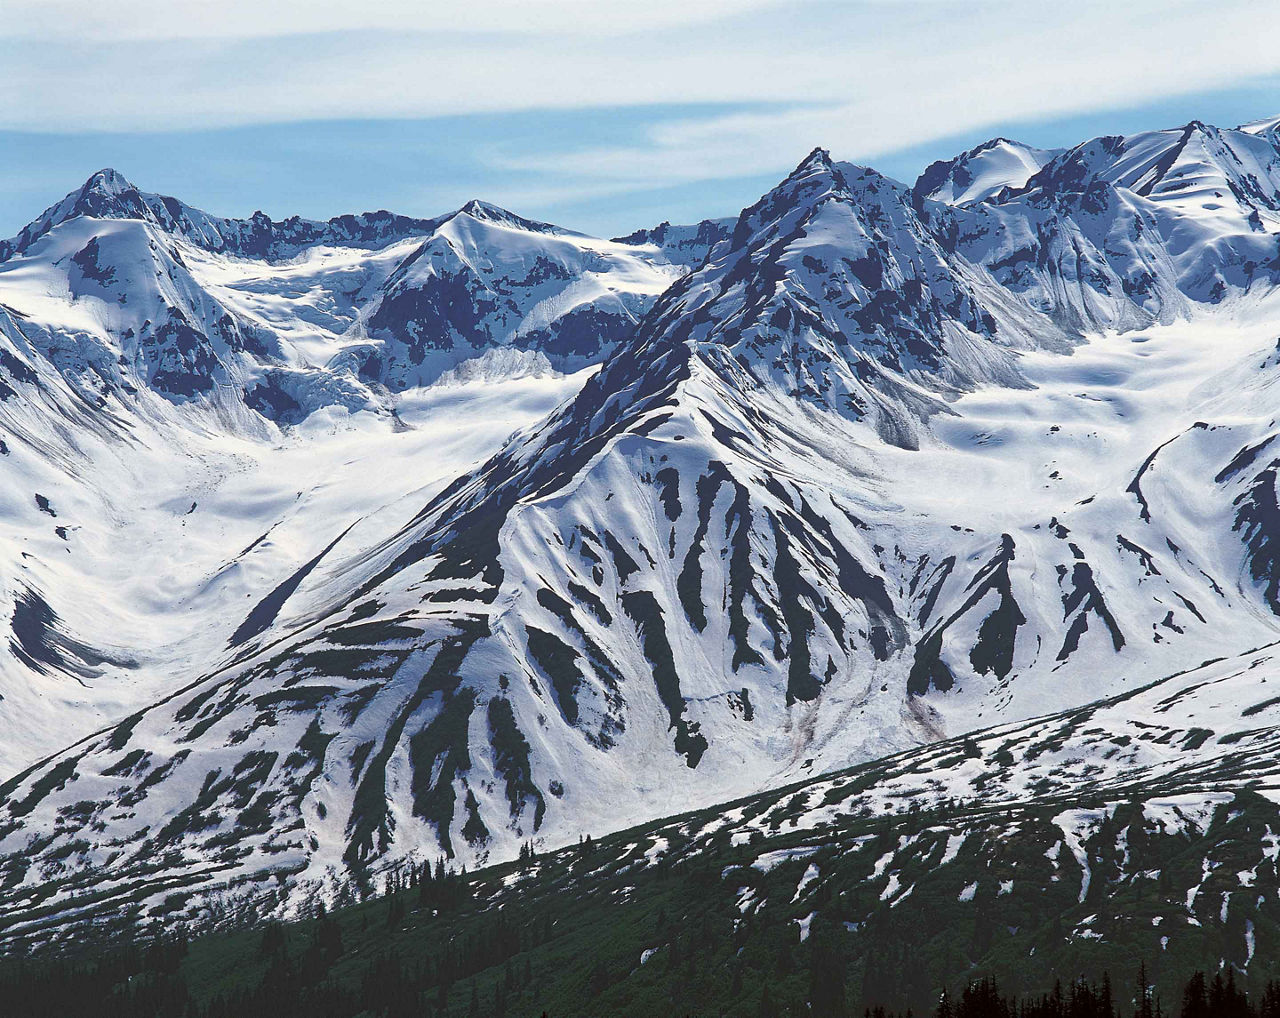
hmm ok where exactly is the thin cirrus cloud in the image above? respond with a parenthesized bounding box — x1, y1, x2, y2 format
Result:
(7, 2, 1278, 128)
(0, 0, 1278, 236)
(490, 1, 1280, 191)
(1, 0, 770, 41)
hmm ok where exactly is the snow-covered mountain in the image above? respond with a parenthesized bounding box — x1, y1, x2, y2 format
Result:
(914, 137, 1061, 207)
(0, 113, 1279, 944)
(947, 118, 1280, 332)
(354, 201, 713, 387)
(0, 173, 721, 776)
(0, 170, 715, 414)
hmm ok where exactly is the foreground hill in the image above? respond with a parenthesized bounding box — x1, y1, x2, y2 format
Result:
(4, 641, 1280, 1015)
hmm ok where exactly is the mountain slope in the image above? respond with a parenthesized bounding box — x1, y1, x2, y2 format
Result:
(0, 175, 719, 771)
(355, 201, 694, 387)
(8, 639, 1280, 1018)
(0, 300, 594, 778)
(0, 115, 1278, 945)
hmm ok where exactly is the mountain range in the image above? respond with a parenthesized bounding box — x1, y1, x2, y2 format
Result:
(0, 113, 1279, 950)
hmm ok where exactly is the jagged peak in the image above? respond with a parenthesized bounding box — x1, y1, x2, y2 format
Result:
(59, 167, 149, 222)
(458, 198, 512, 217)
(79, 167, 140, 198)
(756, 147, 849, 203)
(612, 219, 674, 245)
(0, 172, 453, 264)
(0, 168, 159, 260)
(612, 217, 734, 246)
(948, 137, 1035, 163)
(914, 137, 1059, 208)
(722, 147, 905, 256)
(1009, 114, 1280, 207)
(789, 146, 837, 180)
(457, 198, 512, 220)
(782, 149, 911, 204)
(445, 198, 570, 238)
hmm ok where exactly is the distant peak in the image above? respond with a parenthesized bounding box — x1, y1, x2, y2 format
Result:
(1238, 113, 1280, 136)
(970, 137, 1024, 155)
(80, 168, 139, 198)
(914, 136, 1059, 207)
(448, 199, 566, 236)
(458, 198, 515, 221)
(793, 147, 835, 176)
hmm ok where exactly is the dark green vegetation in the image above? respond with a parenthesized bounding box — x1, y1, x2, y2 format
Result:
(930, 969, 1280, 1018)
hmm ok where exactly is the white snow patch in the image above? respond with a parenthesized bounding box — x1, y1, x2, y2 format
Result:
(793, 863, 820, 902)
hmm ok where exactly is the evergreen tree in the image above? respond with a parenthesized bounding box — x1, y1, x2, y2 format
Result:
(1135, 961, 1155, 1018)
(1181, 972, 1208, 1018)
(810, 933, 847, 1018)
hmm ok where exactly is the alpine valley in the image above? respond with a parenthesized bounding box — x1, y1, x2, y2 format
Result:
(2, 111, 1280, 996)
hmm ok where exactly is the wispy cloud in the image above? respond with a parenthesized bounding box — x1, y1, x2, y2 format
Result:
(3, 0, 773, 41)
(6, 1, 1278, 139)
(483, 1, 1280, 191)
(1, 0, 1278, 238)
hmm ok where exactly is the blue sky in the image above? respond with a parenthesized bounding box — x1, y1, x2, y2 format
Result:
(2, 1, 1278, 239)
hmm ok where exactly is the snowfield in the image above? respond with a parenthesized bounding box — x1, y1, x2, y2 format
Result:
(0, 354, 593, 775)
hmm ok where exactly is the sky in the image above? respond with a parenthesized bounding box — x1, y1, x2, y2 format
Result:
(1, 0, 1278, 239)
